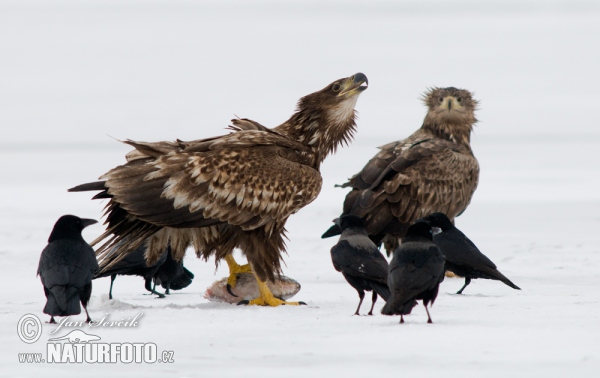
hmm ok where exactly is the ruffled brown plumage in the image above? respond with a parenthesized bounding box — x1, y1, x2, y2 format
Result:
(322, 87, 479, 256)
(70, 73, 368, 281)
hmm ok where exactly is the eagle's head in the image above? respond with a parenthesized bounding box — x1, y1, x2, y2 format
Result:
(278, 73, 368, 165)
(422, 87, 478, 144)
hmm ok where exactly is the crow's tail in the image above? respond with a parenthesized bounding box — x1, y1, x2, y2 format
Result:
(381, 297, 417, 316)
(44, 286, 81, 316)
(371, 282, 391, 302)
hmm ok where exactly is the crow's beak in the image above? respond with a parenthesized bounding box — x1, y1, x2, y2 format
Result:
(81, 218, 98, 228)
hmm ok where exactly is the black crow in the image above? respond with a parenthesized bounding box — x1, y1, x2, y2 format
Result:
(94, 244, 168, 299)
(153, 252, 195, 294)
(381, 221, 445, 323)
(38, 215, 99, 324)
(420, 212, 521, 294)
(330, 215, 390, 315)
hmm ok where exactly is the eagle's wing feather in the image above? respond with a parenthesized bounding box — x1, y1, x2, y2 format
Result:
(342, 141, 399, 190)
(349, 138, 479, 236)
(103, 130, 322, 232)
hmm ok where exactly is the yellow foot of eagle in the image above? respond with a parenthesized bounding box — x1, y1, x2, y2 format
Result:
(224, 254, 253, 297)
(237, 272, 306, 307)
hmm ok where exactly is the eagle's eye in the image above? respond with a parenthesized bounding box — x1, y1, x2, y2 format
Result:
(457, 97, 463, 103)
(332, 83, 341, 92)
(439, 97, 444, 103)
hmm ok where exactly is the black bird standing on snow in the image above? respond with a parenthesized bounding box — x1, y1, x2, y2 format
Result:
(94, 243, 195, 299)
(330, 215, 390, 315)
(94, 244, 168, 299)
(420, 212, 521, 294)
(381, 221, 445, 324)
(38, 215, 99, 324)
(153, 251, 195, 294)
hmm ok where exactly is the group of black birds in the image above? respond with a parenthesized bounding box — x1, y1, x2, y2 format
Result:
(36, 79, 520, 325)
(37, 210, 519, 325)
(329, 213, 520, 324)
(37, 215, 194, 324)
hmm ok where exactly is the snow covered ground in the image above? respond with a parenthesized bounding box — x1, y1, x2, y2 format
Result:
(1, 1, 599, 377)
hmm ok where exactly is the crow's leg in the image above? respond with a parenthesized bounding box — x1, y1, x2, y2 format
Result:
(456, 277, 471, 295)
(354, 290, 365, 316)
(424, 303, 433, 324)
(367, 291, 378, 316)
(83, 304, 92, 324)
(144, 277, 165, 298)
(109, 274, 116, 300)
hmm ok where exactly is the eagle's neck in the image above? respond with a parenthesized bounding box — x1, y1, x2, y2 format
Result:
(275, 101, 358, 168)
(422, 113, 476, 146)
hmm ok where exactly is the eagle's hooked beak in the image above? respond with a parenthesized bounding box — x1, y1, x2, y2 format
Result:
(339, 72, 368, 96)
(443, 96, 461, 111)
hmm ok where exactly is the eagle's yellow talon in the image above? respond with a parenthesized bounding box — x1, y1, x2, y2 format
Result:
(224, 254, 252, 290)
(242, 270, 305, 306)
(247, 296, 286, 306)
(244, 296, 304, 307)
(225, 258, 305, 306)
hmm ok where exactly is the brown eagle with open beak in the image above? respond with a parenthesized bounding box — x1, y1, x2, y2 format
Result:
(70, 73, 368, 306)
(322, 87, 479, 256)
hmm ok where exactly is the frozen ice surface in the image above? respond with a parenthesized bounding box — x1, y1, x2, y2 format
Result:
(1, 1, 599, 377)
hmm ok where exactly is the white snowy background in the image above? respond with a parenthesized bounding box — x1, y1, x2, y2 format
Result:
(1, 0, 599, 376)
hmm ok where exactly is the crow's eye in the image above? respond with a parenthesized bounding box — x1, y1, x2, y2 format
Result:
(332, 83, 341, 92)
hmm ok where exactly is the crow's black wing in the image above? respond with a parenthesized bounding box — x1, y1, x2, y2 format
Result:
(435, 229, 496, 270)
(331, 240, 388, 284)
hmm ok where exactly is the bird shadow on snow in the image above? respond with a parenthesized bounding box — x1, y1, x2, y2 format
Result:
(375, 316, 453, 328)
(443, 292, 504, 298)
(89, 294, 237, 312)
(88, 293, 316, 313)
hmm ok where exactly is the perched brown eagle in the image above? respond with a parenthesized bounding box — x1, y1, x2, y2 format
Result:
(69, 73, 368, 306)
(322, 87, 479, 256)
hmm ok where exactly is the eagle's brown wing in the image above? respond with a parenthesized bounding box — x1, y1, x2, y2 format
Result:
(93, 129, 322, 267)
(341, 140, 400, 191)
(345, 138, 479, 238)
(106, 130, 321, 229)
(228, 117, 271, 132)
(123, 118, 275, 162)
